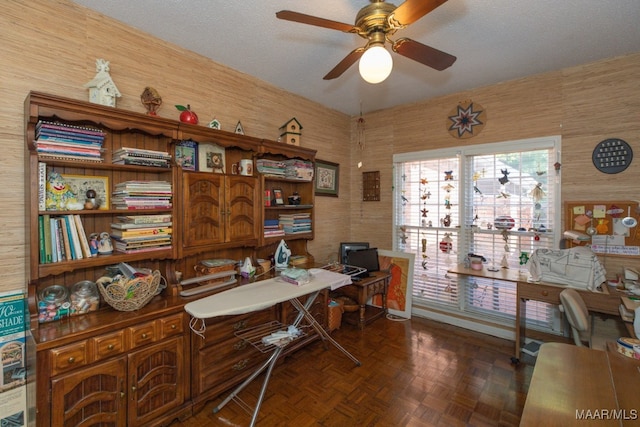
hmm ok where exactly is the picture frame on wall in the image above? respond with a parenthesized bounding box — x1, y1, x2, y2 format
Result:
(315, 159, 339, 197)
(272, 188, 284, 205)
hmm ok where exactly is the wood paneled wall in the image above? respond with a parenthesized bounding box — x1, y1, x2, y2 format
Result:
(1, 0, 639, 294)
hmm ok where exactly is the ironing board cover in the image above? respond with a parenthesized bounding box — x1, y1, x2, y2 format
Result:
(185, 268, 352, 319)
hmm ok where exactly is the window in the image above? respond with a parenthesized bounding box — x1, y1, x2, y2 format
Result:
(393, 137, 562, 335)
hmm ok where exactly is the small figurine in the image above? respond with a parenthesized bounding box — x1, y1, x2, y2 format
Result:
(288, 192, 301, 205)
(97, 232, 113, 255)
(89, 233, 99, 257)
(84, 189, 100, 210)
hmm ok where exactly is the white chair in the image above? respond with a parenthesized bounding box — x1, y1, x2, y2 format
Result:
(559, 288, 592, 347)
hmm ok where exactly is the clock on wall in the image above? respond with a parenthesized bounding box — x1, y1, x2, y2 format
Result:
(592, 138, 632, 174)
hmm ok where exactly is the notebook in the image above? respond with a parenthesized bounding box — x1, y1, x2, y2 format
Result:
(346, 247, 379, 278)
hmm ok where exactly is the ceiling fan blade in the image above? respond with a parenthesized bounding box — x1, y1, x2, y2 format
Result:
(391, 0, 449, 26)
(392, 37, 456, 71)
(276, 10, 358, 33)
(323, 47, 365, 80)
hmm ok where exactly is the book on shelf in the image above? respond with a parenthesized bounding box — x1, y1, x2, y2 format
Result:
(66, 215, 83, 260)
(110, 227, 172, 238)
(38, 162, 46, 211)
(36, 120, 106, 137)
(60, 216, 73, 260)
(38, 216, 46, 263)
(54, 218, 64, 262)
(42, 214, 52, 263)
(114, 245, 173, 255)
(73, 214, 91, 258)
(110, 221, 172, 230)
(112, 156, 170, 168)
(113, 237, 172, 248)
(112, 147, 171, 159)
(116, 214, 172, 224)
(37, 153, 104, 163)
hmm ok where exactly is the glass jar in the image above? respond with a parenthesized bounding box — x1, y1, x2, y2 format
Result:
(70, 280, 100, 315)
(38, 285, 70, 323)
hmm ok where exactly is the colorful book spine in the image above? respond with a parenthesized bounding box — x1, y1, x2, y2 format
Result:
(42, 214, 52, 263)
(38, 162, 46, 211)
(66, 215, 83, 260)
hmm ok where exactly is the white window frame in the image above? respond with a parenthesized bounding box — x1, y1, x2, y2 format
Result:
(392, 136, 562, 339)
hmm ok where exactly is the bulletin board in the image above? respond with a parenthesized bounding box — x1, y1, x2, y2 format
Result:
(565, 200, 640, 256)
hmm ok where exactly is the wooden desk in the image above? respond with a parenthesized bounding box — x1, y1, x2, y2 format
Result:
(448, 265, 623, 362)
(337, 271, 391, 329)
(521, 342, 640, 426)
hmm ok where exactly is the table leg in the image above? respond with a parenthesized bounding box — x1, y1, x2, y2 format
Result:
(513, 288, 527, 364)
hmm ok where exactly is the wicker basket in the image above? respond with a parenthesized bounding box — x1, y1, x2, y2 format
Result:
(97, 270, 165, 312)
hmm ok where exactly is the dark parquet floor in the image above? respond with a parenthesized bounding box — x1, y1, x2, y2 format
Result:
(171, 315, 535, 427)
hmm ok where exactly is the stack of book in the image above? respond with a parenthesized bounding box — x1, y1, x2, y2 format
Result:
(38, 214, 91, 263)
(284, 159, 314, 181)
(263, 219, 285, 238)
(35, 120, 105, 162)
(112, 147, 171, 168)
(111, 181, 172, 210)
(279, 213, 312, 235)
(111, 214, 172, 254)
(256, 159, 287, 177)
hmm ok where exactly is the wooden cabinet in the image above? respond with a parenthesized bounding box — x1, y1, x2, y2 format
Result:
(180, 172, 260, 255)
(43, 313, 189, 427)
(190, 307, 277, 413)
(24, 92, 321, 425)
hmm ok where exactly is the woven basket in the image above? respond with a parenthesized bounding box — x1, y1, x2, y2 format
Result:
(97, 270, 165, 312)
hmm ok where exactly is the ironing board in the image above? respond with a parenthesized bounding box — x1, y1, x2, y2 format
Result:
(184, 268, 361, 426)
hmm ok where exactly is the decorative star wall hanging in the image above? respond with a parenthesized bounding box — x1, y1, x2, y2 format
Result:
(447, 100, 487, 139)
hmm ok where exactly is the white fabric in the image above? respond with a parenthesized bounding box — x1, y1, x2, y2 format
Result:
(528, 246, 606, 291)
(184, 268, 352, 319)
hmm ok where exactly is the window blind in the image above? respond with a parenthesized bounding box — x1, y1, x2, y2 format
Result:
(393, 137, 562, 333)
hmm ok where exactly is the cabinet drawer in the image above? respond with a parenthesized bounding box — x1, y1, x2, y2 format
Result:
(159, 313, 184, 339)
(518, 282, 562, 304)
(128, 321, 157, 348)
(91, 330, 126, 361)
(198, 309, 275, 345)
(49, 341, 88, 376)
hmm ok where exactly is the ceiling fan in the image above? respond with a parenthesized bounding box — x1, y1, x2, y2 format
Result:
(276, 0, 456, 83)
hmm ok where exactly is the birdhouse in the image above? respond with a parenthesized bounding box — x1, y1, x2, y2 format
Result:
(84, 59, 121, 107)
(279, 117, 303, 146)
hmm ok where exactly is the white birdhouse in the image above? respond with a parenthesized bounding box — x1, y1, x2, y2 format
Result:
(84, 59, 121, 107)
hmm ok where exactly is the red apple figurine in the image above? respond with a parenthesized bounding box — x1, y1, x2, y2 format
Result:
(175, 104, 199, 124)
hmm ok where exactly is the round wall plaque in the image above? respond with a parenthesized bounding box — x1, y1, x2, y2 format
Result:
(592, 138, 632, 174)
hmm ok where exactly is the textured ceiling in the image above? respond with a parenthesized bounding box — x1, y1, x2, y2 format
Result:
(71, 0, 640, 116)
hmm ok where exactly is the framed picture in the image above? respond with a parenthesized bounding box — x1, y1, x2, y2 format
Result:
(198, 143, 225, 173)
(175, 139, 197, 171)
(315, 159, 339, 197)
(369, 250, 415, 319)
(273, 188, 284, 205)
(61, 174, 110, 210)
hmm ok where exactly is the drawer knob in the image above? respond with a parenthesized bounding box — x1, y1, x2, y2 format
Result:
(107, 344, 115, 350)
(141, 333, 148, 339)
(68, 357, 75, 364)
(171, 324, 177, 330)
(541, 290, 548, 296)
(232, 359, 248, 371)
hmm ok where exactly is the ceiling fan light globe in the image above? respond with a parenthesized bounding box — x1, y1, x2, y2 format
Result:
(359, 45, 393, 84)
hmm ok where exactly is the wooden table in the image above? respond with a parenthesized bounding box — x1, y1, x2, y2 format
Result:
(337, 271, 391, 329)
(521, 342, 640, 426)
(447, 265, 625, 362)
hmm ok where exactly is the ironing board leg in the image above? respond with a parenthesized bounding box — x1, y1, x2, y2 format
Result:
(212, 289, 360, 425)
(290, 297, 361, 366)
